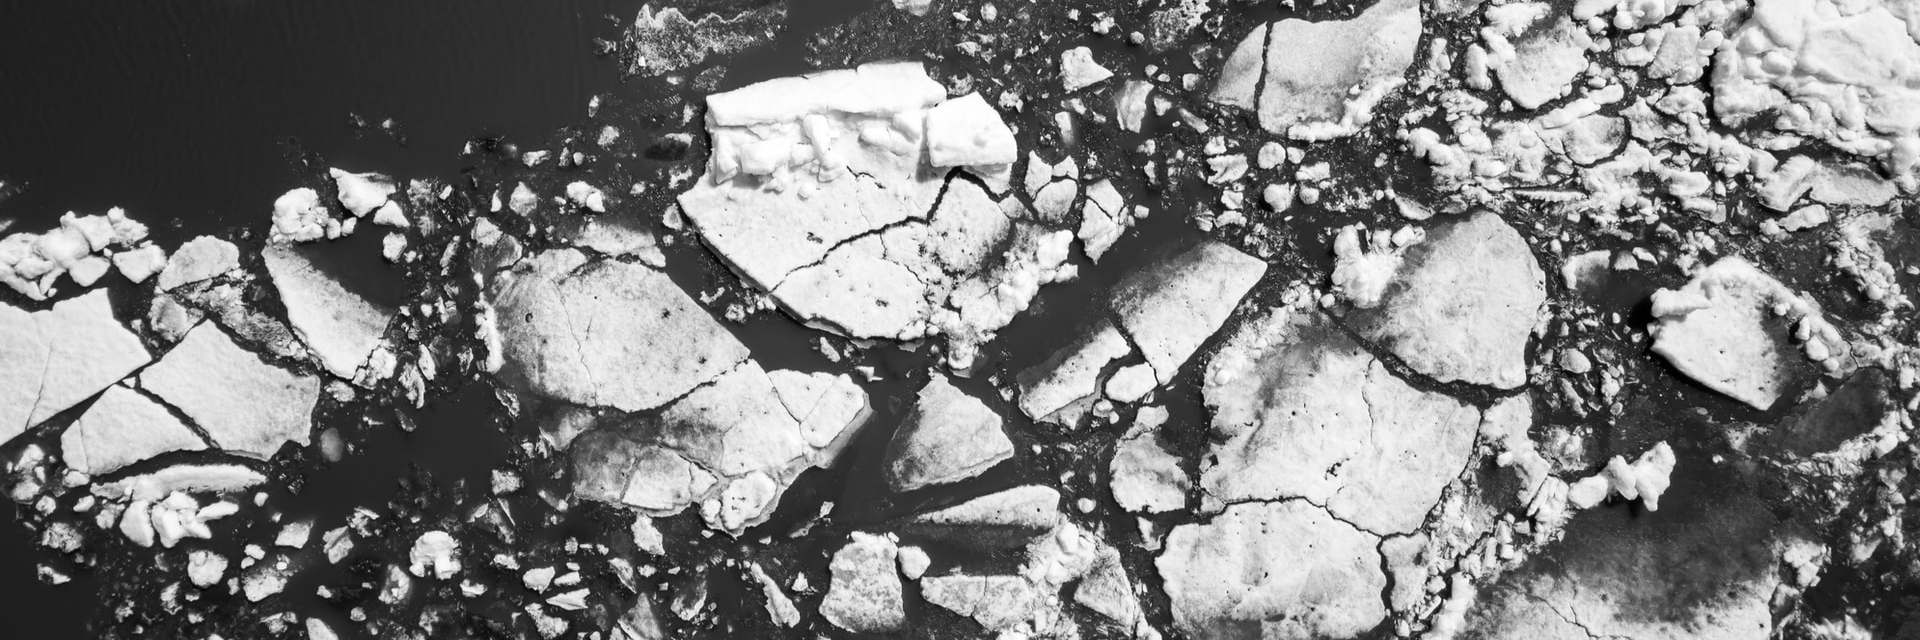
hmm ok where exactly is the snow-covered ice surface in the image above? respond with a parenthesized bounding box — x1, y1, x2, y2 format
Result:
(3, 0, 1920, 639)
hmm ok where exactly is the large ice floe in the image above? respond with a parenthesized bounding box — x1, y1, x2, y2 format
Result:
(676, 61, 1076, 370)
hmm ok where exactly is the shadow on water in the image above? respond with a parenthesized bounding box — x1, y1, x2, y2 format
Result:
(0, 0, 642, 244)
(0, 508, 98, 639)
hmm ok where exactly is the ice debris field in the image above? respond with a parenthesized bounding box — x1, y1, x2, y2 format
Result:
(3, 0, 1920, 638)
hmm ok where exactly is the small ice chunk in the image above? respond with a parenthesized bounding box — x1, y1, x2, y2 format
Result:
(188, 549, 228, 588)
(566, 182, 608, 213)
(407, 531, 462, 579)
(111, 245, 167, 284)
(156, 236, 239, 291)
(1060, 46, 1114, 92)
(328, 168, 397, 218)
(925, 93, 1018, 168)
(820, 532, 905, 634)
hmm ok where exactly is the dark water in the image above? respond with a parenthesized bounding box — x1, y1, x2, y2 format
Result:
(0, 2, 639, 637)
(0, 0, 635, 242)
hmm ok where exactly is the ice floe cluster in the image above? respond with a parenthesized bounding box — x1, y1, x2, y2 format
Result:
(4, 0, 1920, 638)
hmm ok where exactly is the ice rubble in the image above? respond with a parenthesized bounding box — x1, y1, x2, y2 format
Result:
(880, 374, 1014, 493)
(1475, 3, 1596, 109)
(271, 187, 341, 243)
(1338, 211, 1546, 389)
(676, 62, 1079, 370)
(1714, 0, 1920, 183)
(619, 3, 784, 78)
(1203, 303, 1479, 534)
(1212, 0, 1422, 139)
(263, 244, 396, 380)
(0, 290, 152, 441)
(0, 209, 156, 298)
(1649, 256, 1845, 410)
(140, 322, 320, 459)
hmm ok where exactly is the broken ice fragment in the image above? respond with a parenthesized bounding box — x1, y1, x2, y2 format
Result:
(1649, 257, 1827, 410)
(140, 322, 320, 459)
(407, 531, 461, 579)
(156, 236, 239, 291)
(61, 384, 207, 476)
(1482, 5, 1593, 110)
(1059, 46, 1114, 92)
(1108, 239, 1267, 385)
(490, 249, 749, 412)
(111, 245, 167, 284)
(1017, 318, 1133, 425)
(1109, 407, 1187, 513)
(565, 181, 607, 213)
(187, 549, 228, 588)
(1, 289, 152, 439)
(263, 243, 396, 379)
(1341, 210, 1545, 389)
(882, 375, 1014, 492)
(1158, 500, 1386, 639)
(922, 574, 1041, 631)
(270, 188, 339, 243)
(820, 532, 905, 634)
(328, 168, 396, 218)
(906, 485, 1064, 545)
(1211, 0, 1420, 138)
(925, 93, 1018, 169)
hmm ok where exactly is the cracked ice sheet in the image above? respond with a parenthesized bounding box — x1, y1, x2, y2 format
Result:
(489, 249, 749, 413)
(0, 289, 151, 442)
(679, 62, 1070, 366)
(140, 322, 318, 460)
(572, 359, 870, 534)
(1202, 304, 1478, 535)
